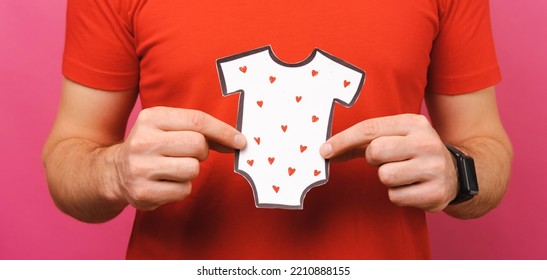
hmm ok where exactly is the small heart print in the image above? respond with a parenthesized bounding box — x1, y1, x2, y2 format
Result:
(288, 167, 296, 176)
(269, 76, 276, 83)
(314, 170, 321, 176)
(300, 145, 307, 153)
(239, 66, 247, 73)
(247, 160, 254, 166)
(344, 80, 351, 88)
(257, 100, 263, 108)
(295, 96, 302, 103)
(268, 157, 275, 165)
(312, 70, 319, 77)
(312, 115, 319, 122)
(272, 185, 280, 193)
(281, 125, 288, 132)
(254, 137, 261, 145)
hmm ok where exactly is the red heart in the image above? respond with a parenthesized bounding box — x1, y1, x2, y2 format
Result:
(257, 100, 263, 108)
(239, 66, 247, 73)
(254, 137, 261, 145)
(268, 157, 275, 165)
(295, 96, 302, 103)
(312, 115, 319, 122)
(300, 145, 307, 153)
(281, 125, 288, 132)
(344, 80, 351, 88)
(312, 70, 319, 77)
(247, 160, 254, 166)
(269, 76, 276, 83)
(288, 167, 296, 176)
(314, 170, 321, 176)
(272, 185, 280, 193)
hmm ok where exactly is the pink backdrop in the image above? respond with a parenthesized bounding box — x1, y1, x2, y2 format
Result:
(1, 1, 545, 259)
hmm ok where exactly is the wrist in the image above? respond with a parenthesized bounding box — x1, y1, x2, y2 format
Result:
(94, 144, 128, 211)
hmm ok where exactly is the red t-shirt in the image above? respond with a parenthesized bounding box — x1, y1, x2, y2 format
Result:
(62, 0, 501, 259)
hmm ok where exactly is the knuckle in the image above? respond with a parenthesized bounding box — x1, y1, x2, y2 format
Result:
(366, 140, 383, 163)
(178, 182, 193, 199)
(126, 136, 151, 154)
(188, 132, 208, 154)
(426, 156, 451, 181)
(423, 185, 450, 212)
(198, 145, 210, 162)
(426, 205, 445, 213)
(409, 114, 429, 127)
(378, 165, 397, 185)
(425, 158, 442, 176)
(127, 160, 147, 179)
(430, 186, 447, 204)
(138, 107, 159, 123)
(128, 185, 152, 206)
(387, 189, 404, 206)
(357, 120, 381, 138)
(188, 110, 208, 132)
(414, 136, 441, 155)
(219, 126, 232, 144)
(421, 141, 437, 154)
(134, 201, 159, 211)
(183, 158, 200, 179)
(118, 155, 147, 185)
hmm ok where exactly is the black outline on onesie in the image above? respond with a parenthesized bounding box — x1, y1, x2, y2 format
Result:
(217, 45, 365, 209)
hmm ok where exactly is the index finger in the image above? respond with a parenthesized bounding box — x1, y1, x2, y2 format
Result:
(151, 107, 247, 150)
(319, 114, 425, 159)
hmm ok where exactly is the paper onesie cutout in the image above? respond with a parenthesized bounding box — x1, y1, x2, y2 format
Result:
(217, 46, 365, 209)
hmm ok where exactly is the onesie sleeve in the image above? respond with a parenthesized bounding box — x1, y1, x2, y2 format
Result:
(216, 59, 242, 96)
(426, 0, 501, 95)
(330, 64, 364, 107)
(62, 0, 139, 91)
(216, 49, 268, 97)
(315, 50, 364, 107)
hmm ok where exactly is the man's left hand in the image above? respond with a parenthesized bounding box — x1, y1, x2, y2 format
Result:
(320, 114, 458, 212)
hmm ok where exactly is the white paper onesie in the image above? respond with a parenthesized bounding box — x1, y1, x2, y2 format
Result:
(217, 46, 365, 209)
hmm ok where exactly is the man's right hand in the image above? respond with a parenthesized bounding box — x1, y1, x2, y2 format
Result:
(112, 107, 246, 211)
(42, 78, 245, 222)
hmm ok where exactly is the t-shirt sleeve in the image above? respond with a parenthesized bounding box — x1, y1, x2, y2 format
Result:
(62, 0, 139, 91)
(426, 0, 501, 95)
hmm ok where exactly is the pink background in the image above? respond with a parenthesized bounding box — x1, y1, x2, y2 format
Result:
(1, 1, 545, 259)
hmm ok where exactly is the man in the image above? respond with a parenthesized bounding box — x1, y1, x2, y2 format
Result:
(43, 0, 512, 259)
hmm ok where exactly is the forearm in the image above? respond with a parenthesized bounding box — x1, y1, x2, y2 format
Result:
(445, 135, 513, 219)
(43, 138, 127, 223)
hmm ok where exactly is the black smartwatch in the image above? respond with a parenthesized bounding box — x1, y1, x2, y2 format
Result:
(445, 144, 479, 205)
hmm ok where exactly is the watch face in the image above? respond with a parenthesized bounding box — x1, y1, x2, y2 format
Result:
(446, 144, 479, 205)
(459, 156, 479, 195)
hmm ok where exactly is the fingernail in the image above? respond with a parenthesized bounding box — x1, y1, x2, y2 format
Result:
(234, 134, 247, 149)
(319, 143, 333, 158)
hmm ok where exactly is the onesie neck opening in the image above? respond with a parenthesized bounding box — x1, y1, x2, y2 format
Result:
(266, 46, 319, 68)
